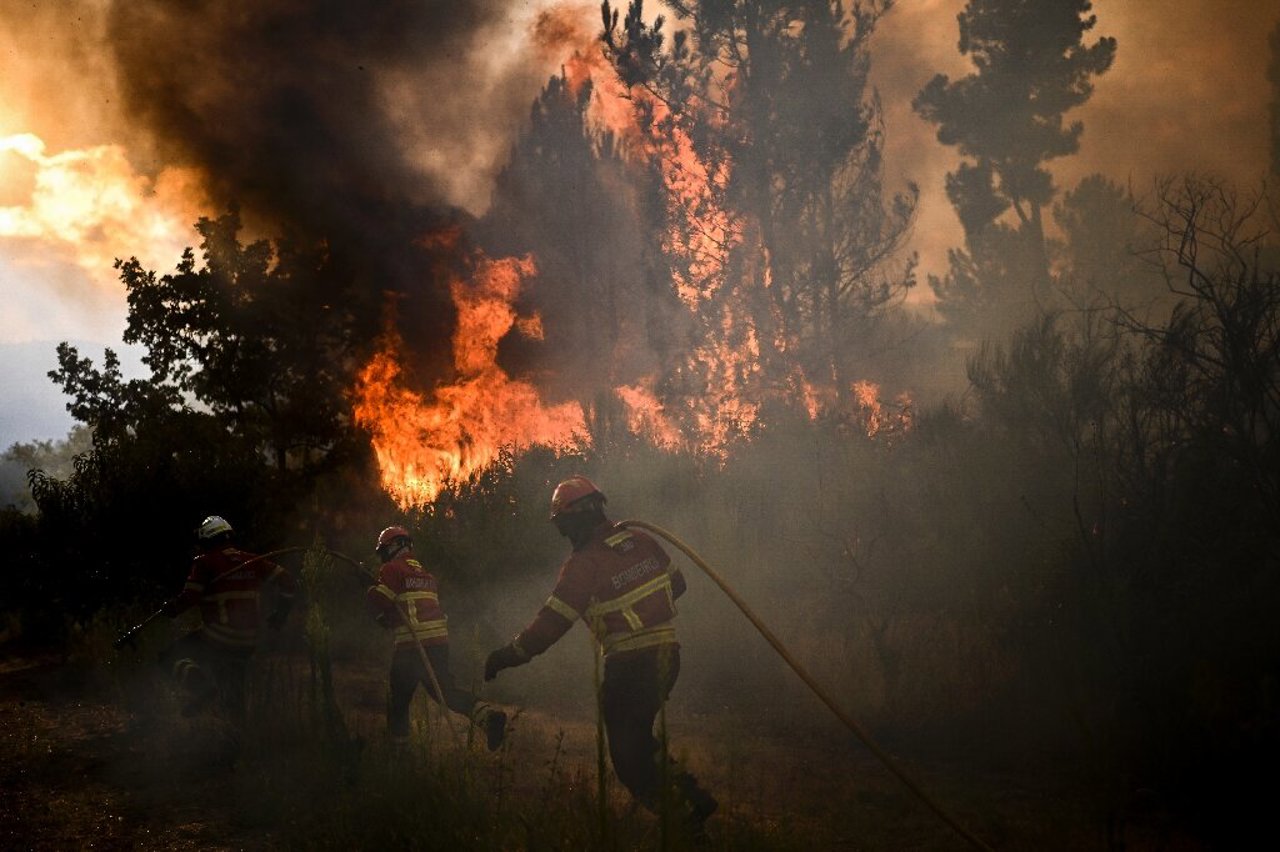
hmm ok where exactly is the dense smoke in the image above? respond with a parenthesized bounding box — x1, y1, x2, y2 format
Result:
(102, 1, 547, 352)
(0, 1, 586, 363)
(107, 1, 508, 222)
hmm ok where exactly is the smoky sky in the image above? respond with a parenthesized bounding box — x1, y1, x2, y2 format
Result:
(870, 0, 1277, 285)
(3, 1, 1276, 337)
(106, 2, 504, 230)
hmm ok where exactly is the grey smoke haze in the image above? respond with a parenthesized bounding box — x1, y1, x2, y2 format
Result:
(870, 0, 1277, 283)
(5, 1, 1274, 263)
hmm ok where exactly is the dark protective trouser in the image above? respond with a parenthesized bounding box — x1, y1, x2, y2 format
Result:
(388, 643, 478, 738)
(600, 645, 716, 820)
(161, 629, 253, 721)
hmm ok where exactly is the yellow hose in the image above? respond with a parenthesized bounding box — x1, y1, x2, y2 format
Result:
(621, 519, 994, 852)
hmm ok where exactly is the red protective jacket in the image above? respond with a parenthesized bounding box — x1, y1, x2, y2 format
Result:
(366, 555, 449, 649)
(515, 521, 685, 659)
(170, 546, 295, 649)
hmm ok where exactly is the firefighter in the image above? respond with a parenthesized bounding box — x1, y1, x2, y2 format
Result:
(160, 515, 295, 720)
(367, 525, 506, 751)
(483, 475, 718, 838)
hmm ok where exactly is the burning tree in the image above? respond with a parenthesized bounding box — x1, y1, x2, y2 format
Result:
(600, 0, 917, 420)
(341, 1, 926, 506)
(479, 71, 687, 448)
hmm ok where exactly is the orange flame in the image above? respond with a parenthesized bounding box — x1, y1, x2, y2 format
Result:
(355, 12, 918, 507)
(850, 380, 913, 440)
(616, 383, 683, 451)
(353, 252, 587, 508)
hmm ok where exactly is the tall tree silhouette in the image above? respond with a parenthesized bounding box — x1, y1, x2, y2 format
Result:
(602, 0, 915, 411)
(1051, 173, 1162, 313)
(32, 212, 382, 612)
(914, 0, 1115, 338)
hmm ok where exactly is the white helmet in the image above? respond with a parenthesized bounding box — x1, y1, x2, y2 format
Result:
(197, 515, 233, 542)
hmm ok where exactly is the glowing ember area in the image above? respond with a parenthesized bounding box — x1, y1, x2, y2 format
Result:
(851, 380, 913, 439)
(655, 129, 737, 309)
(353, 253, 587, 508)
(0, 132, 206, 281)
(616, 383, 683, 451)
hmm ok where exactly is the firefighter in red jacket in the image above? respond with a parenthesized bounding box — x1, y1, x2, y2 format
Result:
(484, 476, 717, 836)
(161, 515, 295, 719)
(367, 525, 506, 750)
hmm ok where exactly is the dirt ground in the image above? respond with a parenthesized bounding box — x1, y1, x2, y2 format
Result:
(0, 648, 1204, 851)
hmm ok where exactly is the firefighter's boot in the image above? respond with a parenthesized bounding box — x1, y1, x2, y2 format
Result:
(174, 657, 216, 717)
(474, 703, 507, 752)
(678, 775, 718, 845)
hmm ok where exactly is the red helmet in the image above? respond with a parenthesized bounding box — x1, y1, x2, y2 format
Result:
(550, 475, 605, 520)
(376, 525, 412, 552)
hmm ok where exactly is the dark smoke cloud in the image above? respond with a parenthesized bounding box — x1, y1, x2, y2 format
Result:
(107, 2, 502, 227)
(98, 0, 559, 357)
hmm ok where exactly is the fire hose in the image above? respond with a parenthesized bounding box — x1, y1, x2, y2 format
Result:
(114, 545, 464, 745)
(620, 519, 995, 852)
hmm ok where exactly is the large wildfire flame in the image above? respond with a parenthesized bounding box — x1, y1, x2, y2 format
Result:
(354, 241, 911, 509)
(355, 6, 913, 509)
(353, 252, 587, 508)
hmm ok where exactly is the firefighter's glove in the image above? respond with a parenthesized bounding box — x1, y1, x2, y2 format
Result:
(484, 643, 526, 682)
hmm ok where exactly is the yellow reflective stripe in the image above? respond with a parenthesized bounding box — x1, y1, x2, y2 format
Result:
(585, 573, 672, 619)
(398, 591, 439, 604)
(393, 625, 448, 639)
(620, 606, 643, 630)
(371, 584, 396, 601)
(544, 595, 579, 622)
(604, 531, 632, 547)
(208, 591, 258, 602)
(393, 619, 448, 642)
(602, 626, 677, 655)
